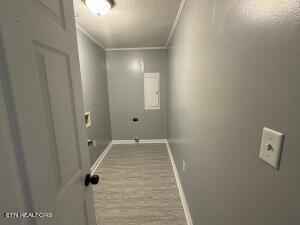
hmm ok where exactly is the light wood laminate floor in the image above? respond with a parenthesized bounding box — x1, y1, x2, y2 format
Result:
(92, 143, 187, 225)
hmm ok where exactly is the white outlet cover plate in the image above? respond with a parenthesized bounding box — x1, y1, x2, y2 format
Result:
(259, 127, 284, 169)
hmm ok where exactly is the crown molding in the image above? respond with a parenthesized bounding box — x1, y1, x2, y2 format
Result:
(76, 23, 106, 50)
(165, 0, 186, 47)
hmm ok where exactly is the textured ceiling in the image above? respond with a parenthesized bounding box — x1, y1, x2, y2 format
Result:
(73, 0, 182, 49)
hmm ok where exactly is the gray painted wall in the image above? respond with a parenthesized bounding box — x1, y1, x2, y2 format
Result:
(167, 1, 300, 225)
(106, 49, 167, 140)
(76, 30, 112, 166)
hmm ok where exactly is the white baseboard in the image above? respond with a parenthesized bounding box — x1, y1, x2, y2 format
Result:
(112, 139, 167, 144)
(166, 141, 194, 225)
(90, 141, 113, 175)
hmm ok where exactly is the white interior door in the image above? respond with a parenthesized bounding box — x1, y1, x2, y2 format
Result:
(0, 0, 96, 225)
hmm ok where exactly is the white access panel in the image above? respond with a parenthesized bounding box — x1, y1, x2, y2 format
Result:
(144, 73, 160, 110)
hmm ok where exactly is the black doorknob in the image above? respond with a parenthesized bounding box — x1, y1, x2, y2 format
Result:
(85, 174, 99, 186)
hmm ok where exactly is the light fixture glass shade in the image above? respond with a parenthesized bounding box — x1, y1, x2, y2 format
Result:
(85, 0, 111, 15)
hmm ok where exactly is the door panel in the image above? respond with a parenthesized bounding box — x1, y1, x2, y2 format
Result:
(33, 0, 61, 15)
(35, 50, 65, 192)
(0, 0, 96, 225)
(29, 0, 66, 28)
(35, 44, 81, 183)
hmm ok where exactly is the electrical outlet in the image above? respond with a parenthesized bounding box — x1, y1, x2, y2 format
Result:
(182, 160, 186, 173)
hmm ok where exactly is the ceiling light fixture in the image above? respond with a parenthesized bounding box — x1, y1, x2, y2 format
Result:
(85, 0, 112, 15)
